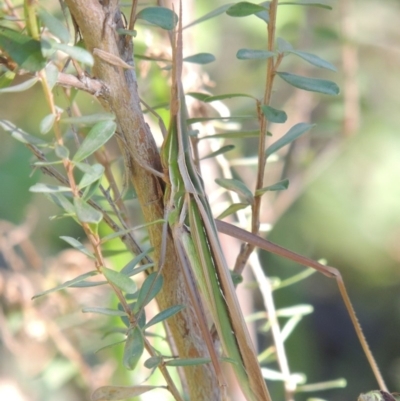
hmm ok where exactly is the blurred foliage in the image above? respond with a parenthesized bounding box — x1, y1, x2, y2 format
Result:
(1, 1, 400, 401)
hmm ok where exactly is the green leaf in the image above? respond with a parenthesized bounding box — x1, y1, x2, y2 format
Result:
(145, 305, 185, 328)
(165, 358, 211, 367)
(183, 53, 215, 64)
(70, 280, 107, 288)
(45, 63, 59, 90)
(92, 385, 158, 401)
(287, 50, 337, 71)
(276, 37, 293, 53)
(184, 4, 233, 29)
(100, 220, 165, 244)
(101, 266, 137, 293)
(255, 1, 270, 23)
(74, 197, 103, 224)
(186, 92, 211, 101)
(40, 114, 56, 134)
(0, 69, 16, 89)
(0, 76, 38, 93)
(60, 236, 95, 258)
(82, 307, 127, 317)
(187, 115, 253, 124)
(215, 178, 254, 204)
(279, 1, 333, 10)
(201, 145, 235, 160)
(216, 203, 250, 219)
(78, 164, 105, 189)
(261, 105, 287, 123)
(45, 192, 75, 214)
(73, 120, 116, 162)
(30, 183, 71, 193)
(61, 113, 115, 125)
(136, 7, 178, 30)
(82, 180, 101, 202)
(226, 2, 267, 17)
(120, 249, 154, 276)
(32, 270, 98, 299)
(55, 144, 70, 159)
(266, 122, 315, 158)
(0, 120, 48, 146)
(203, 93, 256, 102)
(277, 72, 339, 95)
(144, 356, 161, 369)
(237, 48, 275, 60)
(51, 41, 93, 66)
(256, 179, 290, 195)
(38, 8, 70, 43)
(200, 130, 261, 140)
(0, 27, 46, 71)
(136, 273, 163, 309)
(123, 326, 144, 370)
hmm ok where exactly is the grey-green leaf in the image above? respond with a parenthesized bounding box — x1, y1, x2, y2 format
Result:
(82, 307, 127, 316)
(38, 8, 70, 43)
(74, 197, 103, 224)
(266, 123, 315, 158)
(201, 145, 235, 160)
(215, 178, 254, 204)
(184, 4, 233, 29)
(287, 50, 337, 71)
(136, 7, 178, 30)
(276, 37, 293, 52)
(73, 120, 116, 162)
(123, 327, 144, 370)
(277, 72, 339, 95)
(226, 2, 267, 17)
(60, 236, 94, 258)
(120, 249, 153, 276)
(203, 93, 256, 102)
(32, 270, 98, 299)
(101, 266, 137, 294)
(0, 120, 48, 146)
(237, 48, 275, 60)
(52, 42, 93, 66)
(145, 305, 185, 328)
(0, 27, 46, 71)
(165, 358, 211, 367)
(144, 356, 162, 369)
(279, 1, 333, 10)
(55, 144, 70, 159)
(30, 183, 71, 193)
(216, 203, 250, 220)
(256, 179, 290, 195)
(46, 192, 75, 214)
(0, 76, 38, 93)
(136, 273, 163, 310)
(261, 105, 287, 123)
(183, 53, 215, 64)
(61, 113, 115, 125)
(40, 114, 56, 135)
(78, 164, 105, 189)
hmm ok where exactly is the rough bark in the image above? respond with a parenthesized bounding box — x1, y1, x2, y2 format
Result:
(64, 1, 220, 399)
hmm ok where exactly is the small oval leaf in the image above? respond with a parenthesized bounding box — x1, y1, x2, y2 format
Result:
(256, 179, 290, 195)
(145, 305, 185, 328)
(55, 144, 70, 159)
(237, 48, 275, 60)
(78, 164, 105, 189)
(261, 105, 287, 123)
(73, 120, 116, 162)
(123, 326, 144, 370)
(74, 197, 103, 224)
(144, 356, 162, 369)
(136, 273, 163, 309)
(215, 178, 254, 204)
(165, 358, 211, 367)
(60, 236, 95, 258)
(30, 183, 71, 193)
(287, 50, 337, 71)
(183, 53, 215, 64)
(217, 203, 250, 220)
(136, 7, 178, 30)
(277, 72, 339, 95)
(266, 123, 315, 158)
(40, 114, 56, 135)
(32, 271, 98, 299)
(226, 2, 267, 17)
(201, 145, 235, 160)
(184, 4, 233, 29)
(0, 76, 39, 93)
(101, 266, 137, 294)
(204, 93, 256, 102)
(0, 120, 48, 146)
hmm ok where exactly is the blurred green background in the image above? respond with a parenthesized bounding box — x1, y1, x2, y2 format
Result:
(1, 1, 400, 400)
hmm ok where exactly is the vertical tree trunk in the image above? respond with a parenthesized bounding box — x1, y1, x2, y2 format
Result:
(64, 1, 221, 399)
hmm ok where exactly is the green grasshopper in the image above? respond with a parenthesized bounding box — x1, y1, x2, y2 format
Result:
(158, 3, 386, 400)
